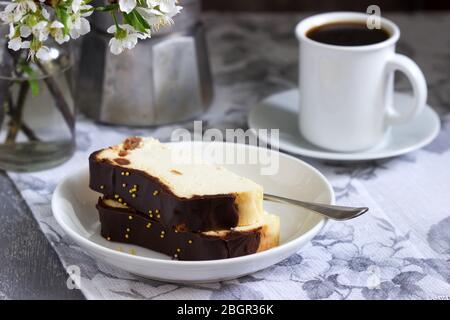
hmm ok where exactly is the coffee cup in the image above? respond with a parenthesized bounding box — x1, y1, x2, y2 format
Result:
(296, 12, 427, 152)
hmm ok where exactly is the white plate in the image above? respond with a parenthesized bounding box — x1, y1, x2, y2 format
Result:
(52, 141, 334, 283)
(248, 90, 440, 161)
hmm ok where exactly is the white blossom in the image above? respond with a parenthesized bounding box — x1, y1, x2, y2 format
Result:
(0, 4, 21, 23)
(146, 0, 174, 7)
(25, 1, 37, 12)
(136, 7, 160, 26)
(41, 7, 50, 20)
(8, 37, 23, 51)
(147, 0, 181, 14)
(8, 34, 30, 51)
(68, 5, 92, 39)
(156, 0, 182, 16)
(7, 23, 25, 51)
(50, 21, 70, 44)
(19, 25, 31, 37)
(71, 0, 83, 13)
(119, 0, 137, 14)
(0, 0, 37, 23)
(138, 0, 182, 29)
(107, 24, 148, 55)
(14, 0, 37, 14)
(0, 0, 182, 61)
(68, 16, 90, 39)
(35, 46, 58, 61)
(32, 20, 49, 42)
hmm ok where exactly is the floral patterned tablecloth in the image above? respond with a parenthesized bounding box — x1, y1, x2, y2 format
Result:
(8, 13, 450, 299)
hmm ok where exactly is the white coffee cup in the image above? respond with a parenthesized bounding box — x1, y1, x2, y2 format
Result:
(296, 12, 427, 152)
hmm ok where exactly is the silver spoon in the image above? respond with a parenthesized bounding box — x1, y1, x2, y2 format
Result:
(264, 194, 368, 221)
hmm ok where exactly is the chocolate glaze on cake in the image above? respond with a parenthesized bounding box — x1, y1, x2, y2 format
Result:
(97, 198, 264, 261)
(90, 152, 240, 232)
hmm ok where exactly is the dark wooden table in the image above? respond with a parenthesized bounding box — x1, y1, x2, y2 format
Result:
(0, 171, 84, 299)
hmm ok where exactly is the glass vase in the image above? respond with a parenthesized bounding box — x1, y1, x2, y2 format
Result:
(0, 32, 75, 172)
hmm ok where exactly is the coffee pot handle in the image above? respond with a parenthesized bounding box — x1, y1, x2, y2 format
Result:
(385, 54, 428, 125)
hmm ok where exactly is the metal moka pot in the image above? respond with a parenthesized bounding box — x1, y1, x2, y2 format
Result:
(76, 0, 213, 126)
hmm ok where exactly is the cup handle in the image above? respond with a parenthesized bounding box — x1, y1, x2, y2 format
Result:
(385, 54, 428, 125)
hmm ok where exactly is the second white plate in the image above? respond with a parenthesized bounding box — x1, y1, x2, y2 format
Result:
(248, 89, 440, 161)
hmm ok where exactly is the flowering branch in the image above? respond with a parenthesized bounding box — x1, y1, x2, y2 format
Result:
(0, 0, 182, 60)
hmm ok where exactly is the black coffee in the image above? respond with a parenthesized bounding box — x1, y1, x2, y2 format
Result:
(306, 22, 390, 46)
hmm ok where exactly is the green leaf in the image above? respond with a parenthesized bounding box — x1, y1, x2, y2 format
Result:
(122, 12, 134, 26)
(122, 10, 150, 33)
(19, 62, 40, 96)
(80, 7, 95, 14)
(29, 79, 39, 97)
(133, 10, 151, 30)
(124, 12, 143, 32)
(55, 7, 70, 36)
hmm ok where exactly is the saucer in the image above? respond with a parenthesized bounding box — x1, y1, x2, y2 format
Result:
(248, 89, 440, 161)
(52, 141, 334, 283)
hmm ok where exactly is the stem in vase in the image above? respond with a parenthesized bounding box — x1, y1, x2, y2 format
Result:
(5, 81, 30, 144)
(35, 61, 75, 136)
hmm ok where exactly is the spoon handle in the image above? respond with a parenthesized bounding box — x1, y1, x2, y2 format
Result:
(263, 194, 368, 221)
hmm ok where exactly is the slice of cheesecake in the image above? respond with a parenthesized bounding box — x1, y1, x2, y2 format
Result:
(89, 137, 265, 232)
(97, 198, 280, 261)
